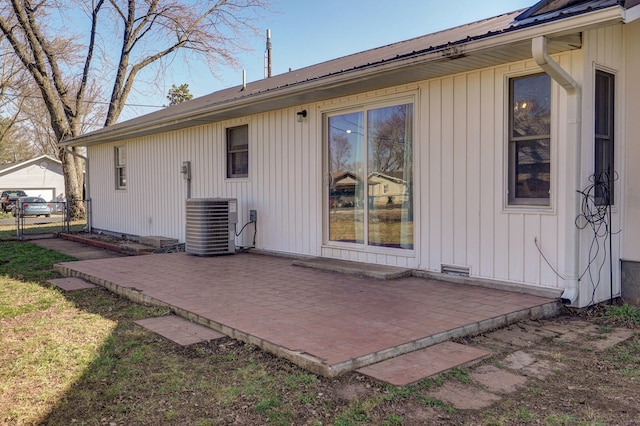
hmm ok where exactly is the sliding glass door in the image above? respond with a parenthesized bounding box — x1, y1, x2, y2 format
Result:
(327, 102, 413, 249)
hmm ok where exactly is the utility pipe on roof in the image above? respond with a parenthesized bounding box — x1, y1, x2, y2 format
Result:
(532, 35, 581, 305)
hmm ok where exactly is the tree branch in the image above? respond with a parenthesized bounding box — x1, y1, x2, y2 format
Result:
(75, 0, 106, 130)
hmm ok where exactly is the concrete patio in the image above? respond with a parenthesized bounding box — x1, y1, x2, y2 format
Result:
(54, 252, 561, 378)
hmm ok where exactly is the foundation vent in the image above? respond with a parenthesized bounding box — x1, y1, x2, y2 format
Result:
(441, 264, 470, 277)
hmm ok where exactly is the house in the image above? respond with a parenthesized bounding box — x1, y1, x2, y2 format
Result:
(0, 154, 65, 202)
(367, 172, 409, 208)
(64, 0, 640, 308)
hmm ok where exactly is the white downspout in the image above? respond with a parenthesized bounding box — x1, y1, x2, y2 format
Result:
(532, 36, 581, 305)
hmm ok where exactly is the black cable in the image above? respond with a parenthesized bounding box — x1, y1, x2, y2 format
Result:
(575, 170, 619, 305)
(535, 171, 620, 306)
(234, 220, 257, 251)
(234, 220, 255, 237)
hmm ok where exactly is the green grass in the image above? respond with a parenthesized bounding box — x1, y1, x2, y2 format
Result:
(0, 241, 76, 282)
(606, 304, 640, 326)
(0, 271, 117, 423)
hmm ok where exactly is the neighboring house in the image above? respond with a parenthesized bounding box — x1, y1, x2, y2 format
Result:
(367, 172, 409, 208)
(0, 155, 65, 202)
(64, 0, 640, 308)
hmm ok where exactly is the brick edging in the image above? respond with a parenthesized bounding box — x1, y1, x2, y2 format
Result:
(59, 233, 123, 253)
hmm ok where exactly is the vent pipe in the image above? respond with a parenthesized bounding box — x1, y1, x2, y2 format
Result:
(241, 69, 246, 91)
(265, 29, 272, 78)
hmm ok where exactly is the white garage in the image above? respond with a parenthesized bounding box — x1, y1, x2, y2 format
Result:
(0, 155, 65, 202)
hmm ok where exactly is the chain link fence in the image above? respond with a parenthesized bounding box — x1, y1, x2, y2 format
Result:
(2, 199, 92, 239)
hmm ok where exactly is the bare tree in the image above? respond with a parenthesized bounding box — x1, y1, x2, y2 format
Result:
(329, 132, 352, 173)
(368, 105, 411, 173)
(0, 38, 33, 163)
(0, 0, 269, 218)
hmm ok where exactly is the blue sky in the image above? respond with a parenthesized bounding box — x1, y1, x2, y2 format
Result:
(126, 0, 536, 118)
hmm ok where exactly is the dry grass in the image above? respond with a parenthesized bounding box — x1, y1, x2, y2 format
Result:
(329, 208, 413, 248)
(2, 241, 640, 425)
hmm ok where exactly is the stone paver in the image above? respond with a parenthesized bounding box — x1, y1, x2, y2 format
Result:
(486, 326, 544, 348)
(135, 315, 225, 346)
(429, 382, 501, 410)
(48, 277, 96, 291)
(588, 329, 635, 351)
(357, 342, 490, 386)
(470, 365, 527, 393)
(54, 251, 559, 378)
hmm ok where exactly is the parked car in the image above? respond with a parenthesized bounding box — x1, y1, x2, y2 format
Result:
(1, 190, 28, 213)
(13, 197, 52, 217)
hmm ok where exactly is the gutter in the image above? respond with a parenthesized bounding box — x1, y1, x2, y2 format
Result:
(65, 147, 91, 233)
(532, 36, 581, 305)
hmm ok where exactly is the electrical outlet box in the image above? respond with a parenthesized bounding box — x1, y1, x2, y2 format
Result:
(181, 161, 191, 180)
(249, 209, 257, 222)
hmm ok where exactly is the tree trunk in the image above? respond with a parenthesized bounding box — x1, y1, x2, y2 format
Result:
(58, 147, 85, 219)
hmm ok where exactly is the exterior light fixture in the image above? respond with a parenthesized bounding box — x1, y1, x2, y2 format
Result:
(296, 110, 307, 122)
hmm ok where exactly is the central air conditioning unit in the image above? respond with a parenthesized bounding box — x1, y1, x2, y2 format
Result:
(185, 198, 237, 255)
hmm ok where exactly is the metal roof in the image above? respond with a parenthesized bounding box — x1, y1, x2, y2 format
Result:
(66, 1, 630, 147)
(515, 0, 621, 23)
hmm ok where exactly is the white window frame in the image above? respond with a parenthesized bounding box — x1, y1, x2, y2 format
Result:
(226, 124, 249, 179)
(507, 73, 552, 207)
(594, 68, 615, 206)
(115, 145, 126, 190)
(323, 96, 416, 252)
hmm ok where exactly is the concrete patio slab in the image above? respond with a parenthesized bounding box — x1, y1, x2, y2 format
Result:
(135, 315, 225, 346)
(356, 342, 490, 386)
(54, 252, 561, 378)
(48, 277, 96, 291)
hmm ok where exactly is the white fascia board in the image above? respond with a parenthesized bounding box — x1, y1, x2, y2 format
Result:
(63, 6, 625, 148)
(624, 4, 640, 22)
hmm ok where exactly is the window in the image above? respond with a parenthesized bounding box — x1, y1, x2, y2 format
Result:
(594, 70, 615, 205)
(227, 125, 249, 178)
(115, 146, 126, 189)
(327, 102, 414, 249)
(508, 73, 551, 206)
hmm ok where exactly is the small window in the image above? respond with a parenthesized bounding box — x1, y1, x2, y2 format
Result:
(594, 70, 614, 205)
(508, 73, 551, 206)
(227, 125, 248, 178)
(115, 146, 126, 189)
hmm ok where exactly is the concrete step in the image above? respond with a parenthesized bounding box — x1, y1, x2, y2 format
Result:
(139, 235, 179, 249)
(119, 242, 155, 255)
(292, 257, 412, 280)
